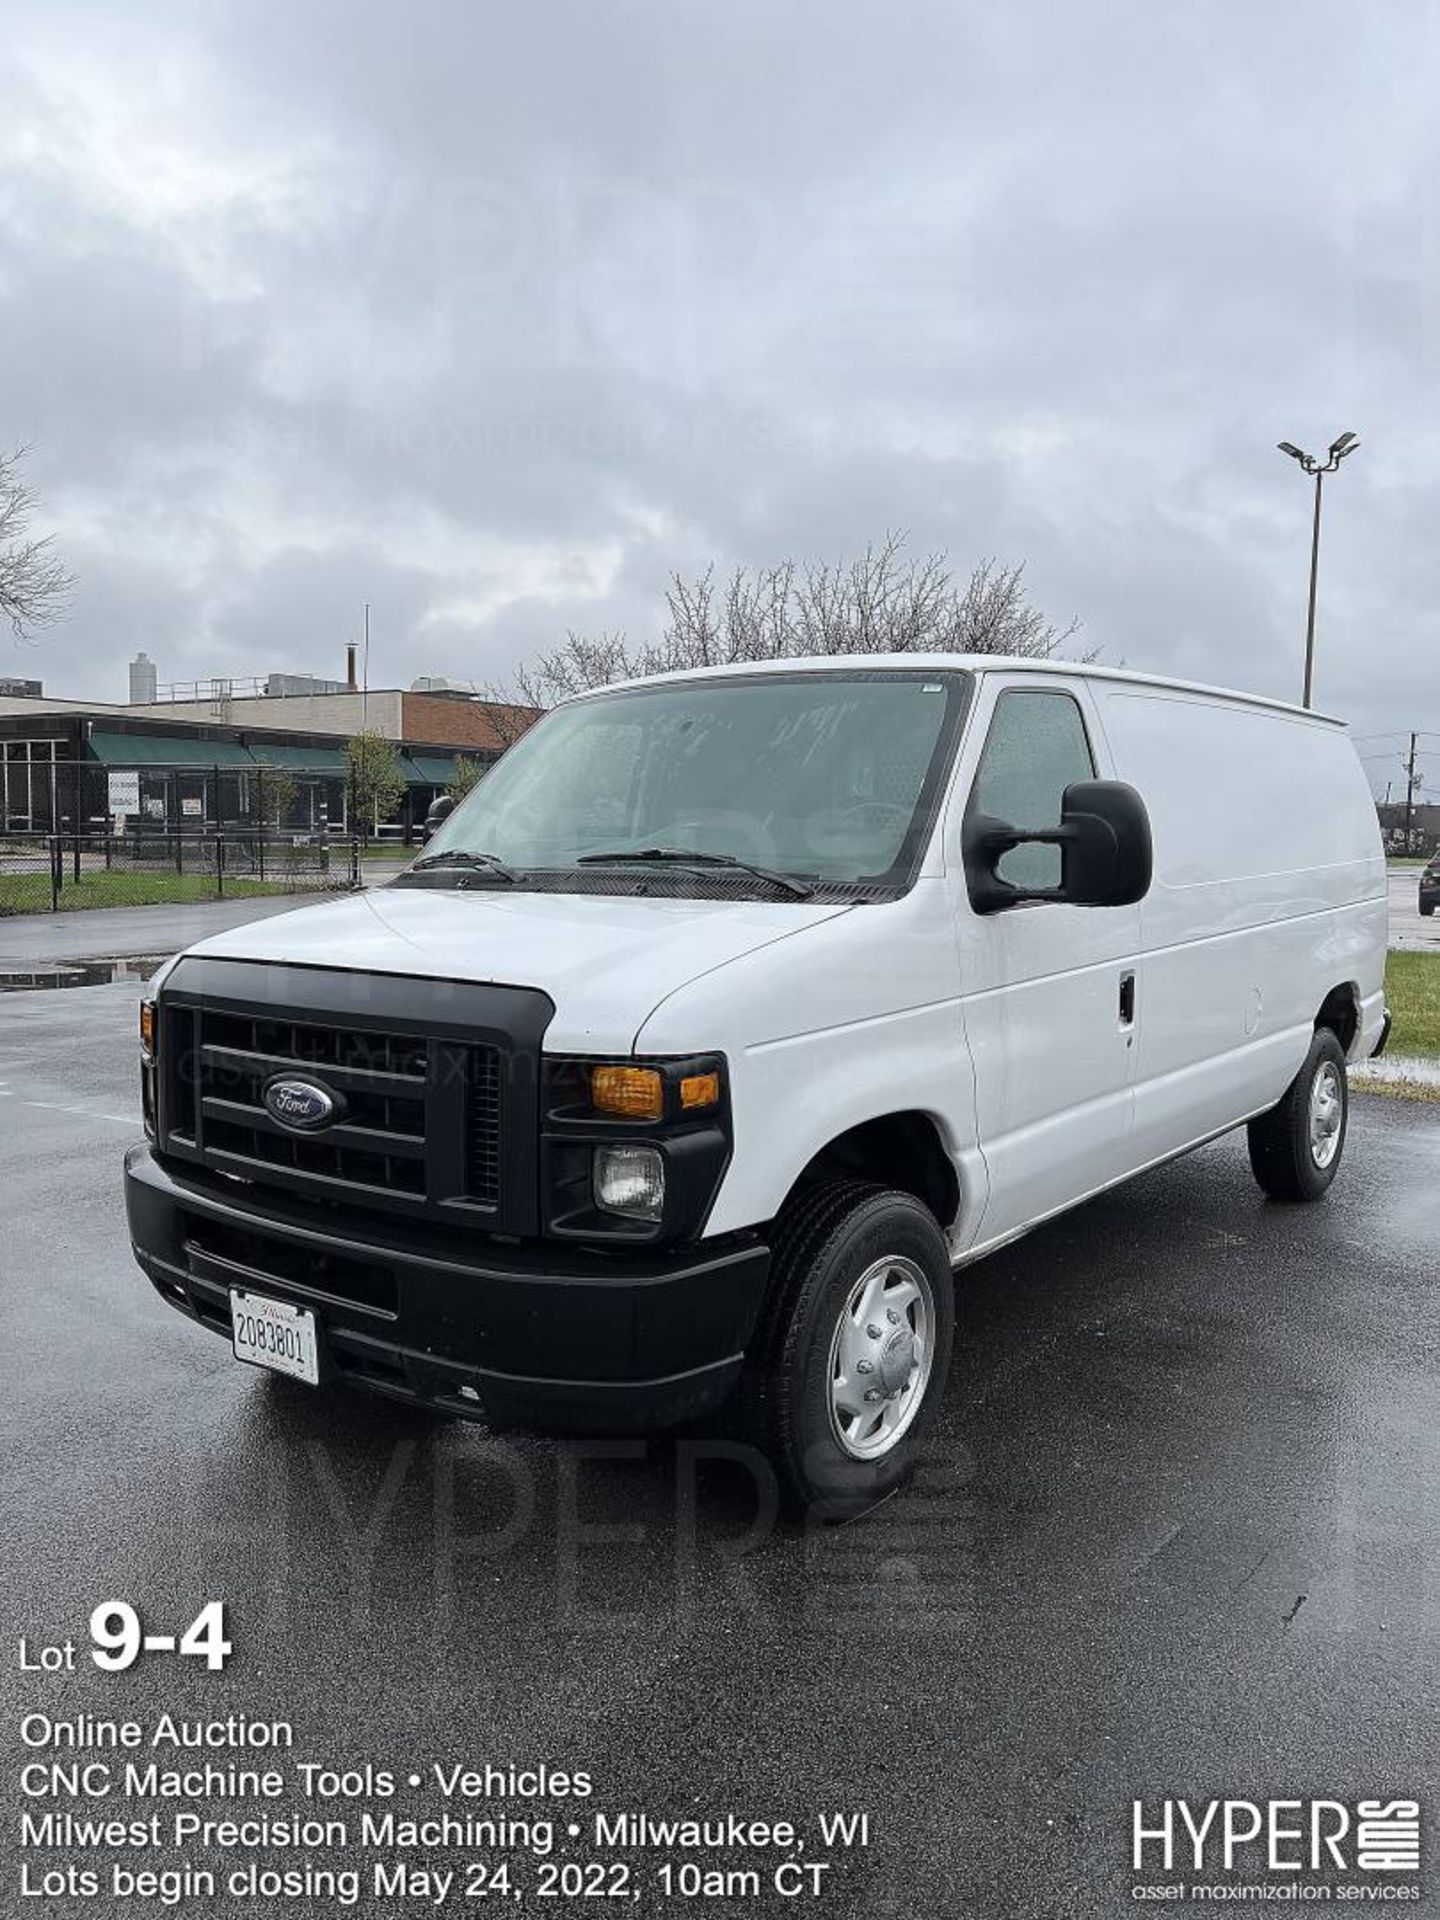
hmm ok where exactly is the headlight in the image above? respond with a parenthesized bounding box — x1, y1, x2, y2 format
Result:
(593, 1145, 666, 1221)
(541, 1054, 728, 1241)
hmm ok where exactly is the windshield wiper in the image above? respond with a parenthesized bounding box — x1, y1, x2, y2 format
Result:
(409, 849, 519, 883)
(577, 846, 816, 899)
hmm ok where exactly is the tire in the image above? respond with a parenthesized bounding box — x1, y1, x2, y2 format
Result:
(1246, 1027, 1349, 1202)
(1421, 902, 1435, 918)
(745, 1181, 955, 1518)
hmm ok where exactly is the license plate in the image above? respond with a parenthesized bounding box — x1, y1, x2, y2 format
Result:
(229, 1288, 319, 1386)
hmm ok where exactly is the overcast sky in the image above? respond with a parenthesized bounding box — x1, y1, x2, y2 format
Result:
(2, 1, 1436, 793)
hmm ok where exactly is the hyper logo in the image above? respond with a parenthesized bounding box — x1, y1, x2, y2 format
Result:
(1132, 1799, 1421, 1875)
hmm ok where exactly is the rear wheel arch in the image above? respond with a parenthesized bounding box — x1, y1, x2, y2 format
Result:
(1248, 1026, 1349, 1202)
(1315, 981, 1360, 1057)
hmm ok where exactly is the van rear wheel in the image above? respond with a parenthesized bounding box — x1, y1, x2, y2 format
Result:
(746, 1182, 955, 1517)
(1246, 1028, 1349, 1202)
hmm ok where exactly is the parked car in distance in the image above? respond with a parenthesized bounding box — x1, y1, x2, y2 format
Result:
(1421, 852, 1439, 917)
(125, 656, 1390, 1514)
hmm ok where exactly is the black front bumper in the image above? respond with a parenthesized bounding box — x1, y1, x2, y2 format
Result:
(124, 1145, 770, 1432)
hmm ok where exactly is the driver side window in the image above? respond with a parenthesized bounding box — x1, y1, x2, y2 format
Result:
(969, 688, 1095, 891)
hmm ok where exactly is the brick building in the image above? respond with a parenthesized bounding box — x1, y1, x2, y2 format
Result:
(0, 678, 536, 839)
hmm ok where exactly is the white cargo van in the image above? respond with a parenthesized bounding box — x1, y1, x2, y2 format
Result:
(126, 657, 1389, 1512)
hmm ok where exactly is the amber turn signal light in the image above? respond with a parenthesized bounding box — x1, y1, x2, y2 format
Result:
(139, 1001, 156, 1056)
(591, 1064, 664, 1119)
(679, 1071, 721, 1111)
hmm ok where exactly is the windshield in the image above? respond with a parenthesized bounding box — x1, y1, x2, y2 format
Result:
(416, 670, 970, 897)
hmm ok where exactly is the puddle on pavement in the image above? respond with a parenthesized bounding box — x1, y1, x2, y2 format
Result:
(0, 954, 170, 993)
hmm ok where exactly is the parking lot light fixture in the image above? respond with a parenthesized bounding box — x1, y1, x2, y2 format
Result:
(1275, 430, 1360, 709)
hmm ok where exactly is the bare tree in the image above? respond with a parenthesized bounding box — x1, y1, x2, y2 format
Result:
(511, 632, 635, 707)
(474, 694, 548, 751)
(0, 446, 73, 638)
(495, 535, 1082, 713)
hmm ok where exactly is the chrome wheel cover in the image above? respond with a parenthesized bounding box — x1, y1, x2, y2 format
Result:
(1308, 1058, 1344, 1169)
(827, 1254, 935, 1460)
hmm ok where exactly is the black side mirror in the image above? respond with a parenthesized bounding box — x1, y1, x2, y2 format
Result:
(963, 779, 1152, 914)
(422, 793, 455, 844)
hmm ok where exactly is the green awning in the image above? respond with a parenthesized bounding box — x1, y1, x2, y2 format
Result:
(402, 753, 462, 786)
(87, 729, 255, 768)
(246, 743, 350, 774)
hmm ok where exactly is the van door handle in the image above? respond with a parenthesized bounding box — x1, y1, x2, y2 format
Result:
(1119, 971, 1136, 1026)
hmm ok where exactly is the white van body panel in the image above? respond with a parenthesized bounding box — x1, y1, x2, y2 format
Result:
(636, 878, 987, 1241)
(927, 670, 1385, 1252)
(1091, 684, 1387, 1155)
(939, 673, 1143, 1246)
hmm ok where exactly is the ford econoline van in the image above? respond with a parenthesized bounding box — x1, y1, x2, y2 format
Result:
(125, 657, 1389, 1512)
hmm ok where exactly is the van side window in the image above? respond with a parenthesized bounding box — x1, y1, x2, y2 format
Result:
(969, 690, 1095, 891)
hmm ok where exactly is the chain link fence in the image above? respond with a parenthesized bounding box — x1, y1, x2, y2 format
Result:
(0, 833, 361, 916)
(3, 758, 352, 840)
(4, 752, 466, 852)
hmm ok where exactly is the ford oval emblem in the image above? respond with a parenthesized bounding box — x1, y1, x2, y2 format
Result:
(262, 1075, 343, 1131)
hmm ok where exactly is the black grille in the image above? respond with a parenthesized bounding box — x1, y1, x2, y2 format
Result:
(205, 1010, 430, 1080)
(154, 957, 553, 1238)
(468, 1046, 502, 1206)
(195, 1010, 429, 1202)
(169, 1010, 502, 1215)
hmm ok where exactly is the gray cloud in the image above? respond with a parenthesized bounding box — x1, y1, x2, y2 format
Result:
(1, 0, 1436, 770)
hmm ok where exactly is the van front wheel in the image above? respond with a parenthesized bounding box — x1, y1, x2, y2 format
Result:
(747, 1183, 955, 1517)
(1246, 1028, 1349, 1202)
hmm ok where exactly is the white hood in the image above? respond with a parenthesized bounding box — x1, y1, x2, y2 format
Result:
(182, 884, 853, 1052)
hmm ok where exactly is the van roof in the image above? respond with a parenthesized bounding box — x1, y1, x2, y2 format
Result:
(579, 654, 1348, 727)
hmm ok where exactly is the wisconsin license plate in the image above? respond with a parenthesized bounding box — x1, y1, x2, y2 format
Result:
(229, 1288, 319, 1386)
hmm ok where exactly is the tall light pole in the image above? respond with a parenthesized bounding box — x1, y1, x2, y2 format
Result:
(1276, 431, 1360, 708)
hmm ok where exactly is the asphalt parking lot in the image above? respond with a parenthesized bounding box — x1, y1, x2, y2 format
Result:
(0, 892, 331, 968)
(2, 966, 1436, 1918)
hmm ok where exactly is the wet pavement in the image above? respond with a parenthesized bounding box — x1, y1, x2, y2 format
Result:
(0, 954, 170, 992)
(1, 980, 1437, 1917)
(0, 892, 333, 968)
